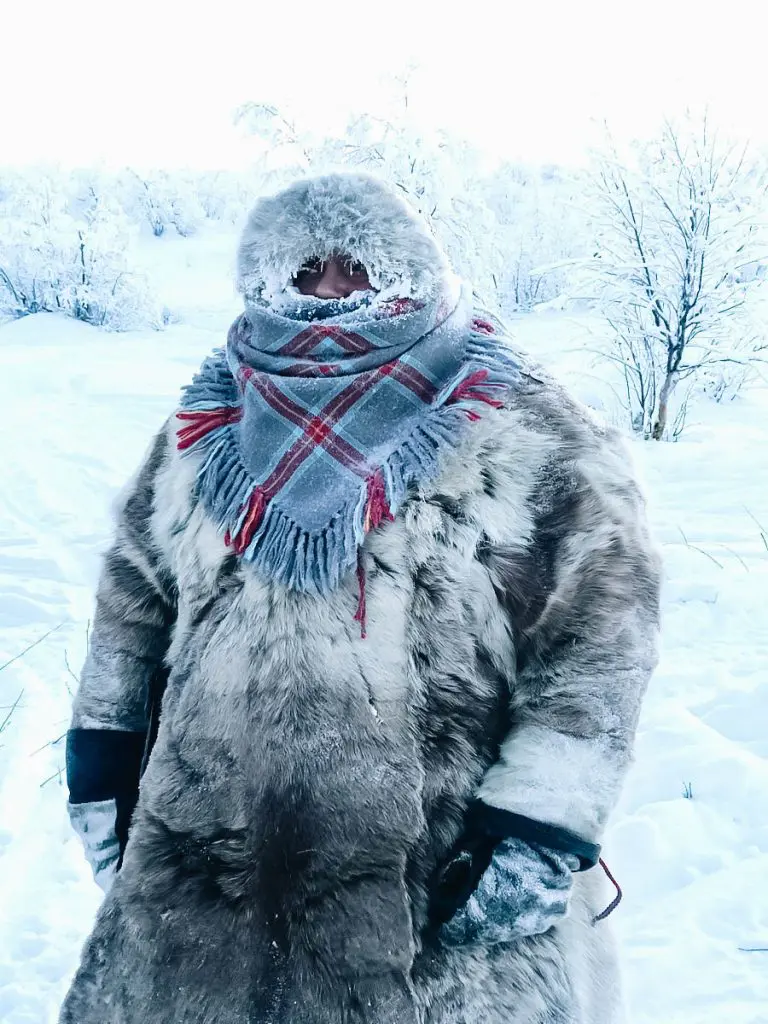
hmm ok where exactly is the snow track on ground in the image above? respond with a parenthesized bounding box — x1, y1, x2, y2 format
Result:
(0, 315, 212, 1023)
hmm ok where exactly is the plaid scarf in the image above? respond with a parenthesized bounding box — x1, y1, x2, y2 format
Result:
(177, 281, 520, 598)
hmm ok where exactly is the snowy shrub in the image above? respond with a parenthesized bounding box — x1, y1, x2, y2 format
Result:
(481, 165, 588, 312)
(0, 102, 589, 333)
(118, 169, 206, 238)
(0, 178, 164, 331)
(585, 117, 767, 439)
(236, 97, 589, 316)
(236, 99, 508, 308)
(192, 170, 252, 224)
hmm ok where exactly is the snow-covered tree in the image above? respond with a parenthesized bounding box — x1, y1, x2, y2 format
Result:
(236, 95, 588, 316)
(235, 97, 507, 307)
(587, 117, 767, 439)
(192, 169, 253, 224)
(117, 169, 206, 238)
(0, 169, 164, 330)
(481, 164, 588, 311)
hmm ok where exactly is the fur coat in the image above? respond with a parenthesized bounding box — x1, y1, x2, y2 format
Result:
(60, 176, 662, 1024)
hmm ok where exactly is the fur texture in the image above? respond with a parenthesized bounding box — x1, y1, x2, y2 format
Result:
(62, 364, 661, 1023)
(237, 173, 452, 301)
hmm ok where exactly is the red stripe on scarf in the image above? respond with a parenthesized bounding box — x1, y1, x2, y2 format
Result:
(246, 373, 371, 478)
(354, 553, 368, 639)
(390, 362, 438, 402)
(281, 362, 340, 377)
(472, 317, 496, 335)
(228, 363, 399, 554)
(229, 487, 267, 555)
(277, 324, 376, 357)
(447, 369, 506, 418)
(257, 363, 398, 498)
(363, 469, 395, 533)
(176, 407, 242, 450)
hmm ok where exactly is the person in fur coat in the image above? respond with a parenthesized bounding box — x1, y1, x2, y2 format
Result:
(61, 172, 661, 1024)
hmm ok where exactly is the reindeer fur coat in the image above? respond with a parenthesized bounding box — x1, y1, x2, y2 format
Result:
(60, 174, 661, 1024)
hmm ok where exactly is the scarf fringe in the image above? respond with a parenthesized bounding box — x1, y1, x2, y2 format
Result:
(177, 319, 520, 597)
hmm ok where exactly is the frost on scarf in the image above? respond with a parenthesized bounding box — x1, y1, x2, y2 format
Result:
(176, 173, 522, 595)
(177, 288, 520, 595)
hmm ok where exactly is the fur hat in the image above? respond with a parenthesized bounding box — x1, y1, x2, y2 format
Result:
(237, 172, 451, 304)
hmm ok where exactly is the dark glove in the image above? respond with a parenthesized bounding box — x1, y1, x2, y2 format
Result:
(437, 836, 578, 946)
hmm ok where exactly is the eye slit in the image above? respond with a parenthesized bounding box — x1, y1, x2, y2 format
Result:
(346, 259, 368, 276)
(297, 257, 323, 275)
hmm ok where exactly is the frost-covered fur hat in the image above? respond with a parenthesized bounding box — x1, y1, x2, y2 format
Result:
(237, 172, 451, 304)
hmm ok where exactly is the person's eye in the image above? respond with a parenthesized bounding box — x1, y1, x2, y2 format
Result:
(298, 258, 323, 275)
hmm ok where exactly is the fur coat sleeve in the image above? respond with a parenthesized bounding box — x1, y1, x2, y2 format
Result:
(65, 427, 176, 884)
(475, 389, 663, 846)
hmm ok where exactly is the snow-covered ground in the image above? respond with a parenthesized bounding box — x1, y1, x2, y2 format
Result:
(520, 310, 768, 1023)
(1, 240, 767, 1022)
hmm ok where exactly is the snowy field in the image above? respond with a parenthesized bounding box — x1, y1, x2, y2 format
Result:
(1, 231, 767, 1023)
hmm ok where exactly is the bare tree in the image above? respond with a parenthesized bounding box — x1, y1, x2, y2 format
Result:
(588, 117, 766, 439)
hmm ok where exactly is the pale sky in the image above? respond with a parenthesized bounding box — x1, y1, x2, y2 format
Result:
(1, 0, 764, 169)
